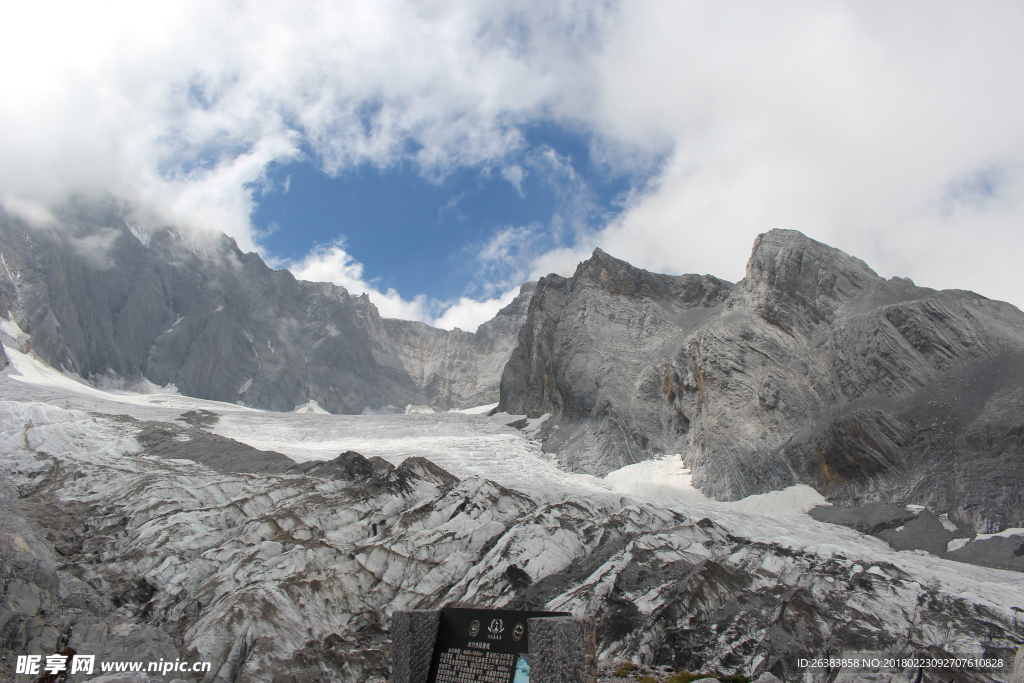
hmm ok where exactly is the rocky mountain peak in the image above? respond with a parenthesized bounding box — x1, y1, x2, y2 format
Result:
(0, 202, 531, 412)
(498, 230, 1024, 532)
(569, 247, 733, 310)
(743, 228, 884, 328)
(574, 247, 664, 298)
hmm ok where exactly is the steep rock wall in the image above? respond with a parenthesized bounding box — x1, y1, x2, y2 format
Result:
(499, 231, 1024, 531)
(0, 200, 530, 412)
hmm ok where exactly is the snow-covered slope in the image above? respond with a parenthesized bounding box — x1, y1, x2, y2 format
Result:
(2, 349, 1022, 683)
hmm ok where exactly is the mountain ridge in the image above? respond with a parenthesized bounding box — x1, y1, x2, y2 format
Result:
(498, 229, 1024, 532)
(0, 199, 532, 413)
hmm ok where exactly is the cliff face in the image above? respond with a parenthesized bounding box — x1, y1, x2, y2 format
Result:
(0, 200, 531, 412)
(499, 231, 1024, 532)
(380, 282, 535, 410)
(499, 248, 733, 473)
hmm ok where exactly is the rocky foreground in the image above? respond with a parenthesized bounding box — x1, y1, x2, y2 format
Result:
(1, 387, 1022, 683)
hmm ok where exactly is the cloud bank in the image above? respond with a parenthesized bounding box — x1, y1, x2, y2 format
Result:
(2, 1, 1023, 318)
(289, 242, 518, 332)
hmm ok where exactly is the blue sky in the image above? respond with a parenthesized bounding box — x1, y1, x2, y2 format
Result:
(254, 123, 642, 307)
(2, 2, 1023, 328)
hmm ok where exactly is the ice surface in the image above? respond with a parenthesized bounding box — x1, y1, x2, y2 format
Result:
(292, 400, 329, 414)
(450, 402, 498, 415)
(602, 456, 707, 502)
(726, 484, 830, 516)
(4, 345, 1024, 682)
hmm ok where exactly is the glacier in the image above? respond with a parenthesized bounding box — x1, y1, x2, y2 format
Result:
(2, 341, 1023, 683)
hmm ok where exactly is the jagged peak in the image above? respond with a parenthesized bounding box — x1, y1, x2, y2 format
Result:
(567, 247, 732, 307)
(574, 247, 655, 288)
(750, 229, 879, 280)
(743, 229, 884, 326)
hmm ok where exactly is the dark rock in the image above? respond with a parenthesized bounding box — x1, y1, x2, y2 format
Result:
(176, 409, 219, 428)
(136, 421, 295, 474)
(807, 503, 921, 535)
(502, 563, 533, 590)
(287, 450, 379, 482)
(945, 534, 1024, 573)
(875, 511, 964, 556)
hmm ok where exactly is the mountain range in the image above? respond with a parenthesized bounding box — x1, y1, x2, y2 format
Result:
(0, 200, 532, 414)
(3, 200, 1024, 682)
(3, 201, 1024, 535)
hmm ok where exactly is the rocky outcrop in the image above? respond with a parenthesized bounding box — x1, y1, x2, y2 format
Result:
(0, 199, 531, 412)
(1, 401, 1021, 683)
(499, 231, 1024, 532)
(499, 248, 732, 473)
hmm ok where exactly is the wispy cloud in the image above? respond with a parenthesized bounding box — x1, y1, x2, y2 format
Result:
(501, 165, 527, 197)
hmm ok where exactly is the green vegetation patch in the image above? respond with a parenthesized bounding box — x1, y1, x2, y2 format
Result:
(612, 662, 638, 678)
(664, 672, 718, 683)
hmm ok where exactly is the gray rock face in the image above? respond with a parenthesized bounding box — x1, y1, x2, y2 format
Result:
(0, 199, 532, 413)
(499, 248, 732, 474)
(381, 282, 536, 410)
(499, 231, 1024, 532)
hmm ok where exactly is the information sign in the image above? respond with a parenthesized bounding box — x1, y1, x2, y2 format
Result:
(425, 607, 569, 683)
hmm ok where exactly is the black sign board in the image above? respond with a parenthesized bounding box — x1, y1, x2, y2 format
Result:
(426, 607, 569, 683)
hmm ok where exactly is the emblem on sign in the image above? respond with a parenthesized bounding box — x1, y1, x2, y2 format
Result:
(468, 620, 480, 637)
(488, 618, 504, 639)
(512, 622, 525, 641)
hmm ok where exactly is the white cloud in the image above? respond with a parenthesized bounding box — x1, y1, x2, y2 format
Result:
(2, 1, 1023, 314)
(289, 241, 518, 332)
(432, 290, 519, 332)
(553, 2, 1024, 308)
(0, 0, 604, 250)
(501, 165, 527, 197)
(288, 242, 431, 322)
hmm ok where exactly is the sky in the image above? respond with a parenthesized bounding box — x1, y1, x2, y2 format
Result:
(1, 2, 1023, 331)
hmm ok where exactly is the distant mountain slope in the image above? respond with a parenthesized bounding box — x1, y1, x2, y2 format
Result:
(499, 231, 1024, 532)
(0, 199, 531, 412)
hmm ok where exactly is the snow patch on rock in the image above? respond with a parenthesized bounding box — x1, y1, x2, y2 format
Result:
(603, 456, 707, 502)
